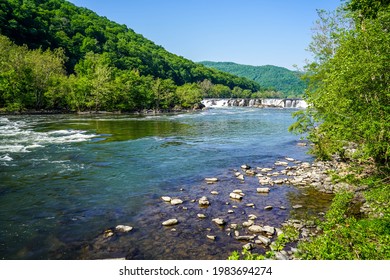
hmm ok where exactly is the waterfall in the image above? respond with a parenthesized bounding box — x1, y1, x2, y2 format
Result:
(201, 98, 307, 108)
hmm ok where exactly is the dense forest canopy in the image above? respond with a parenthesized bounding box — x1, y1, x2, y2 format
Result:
(0, 0, 267, 112)
(200, 61, 308, 98)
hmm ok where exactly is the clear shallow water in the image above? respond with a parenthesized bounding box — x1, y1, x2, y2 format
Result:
(0, 108, 332, 259)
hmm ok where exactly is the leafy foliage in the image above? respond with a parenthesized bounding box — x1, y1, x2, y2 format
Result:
(298, 189, 390, 260)
(290, 1, 390, 171)
(0, 0, 260, 90)
(289, 0, 390, 260)
(0, 0, 265, 112)
(200, 61, 307, 97)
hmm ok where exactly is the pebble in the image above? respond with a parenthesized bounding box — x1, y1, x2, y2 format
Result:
(285, 157, 295, 162)
(275, 251, 289, 260)
(245, 169, 257, 176)
(246, 203, 255, 207)
(170, 198, 183, 205)
(264, 205, 273, 210)
(230, 192, 243, 200)
(263, 225, 275, 235)
(248, 214, 257, 220)
(228, 210, 234, 214)
(198, 196, 210, 206)
(275, 161, 289, 166)
(274, 179, 284, 184)
(242, 243, 254, 250)
(248, 225, 263, 233)
(236, 174, 245, 180)
(236, 235, 256, 241)
(162, 219, 178, 226)
(292, 204, 303, 209)
(257, 187, 270, 193)
(207, 235, 216, 240)
(161, 196, 171, 202)
(256, 235, 271, 246)
(115, 225, 133, 233)
(241, 164, 251, 170)
(259, 167, 273, 172)
(243, 220, 254, 227)
(212, 218, 226, 226)
(205, 177, 218, 183)
(197, 213, 207, 219)
(230, 224, 238, 230)
(103, 229, 114, 238)
(210, 191, 219, 195)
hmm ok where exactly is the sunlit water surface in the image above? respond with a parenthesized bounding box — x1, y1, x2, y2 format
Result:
(0, 108, 332, 259)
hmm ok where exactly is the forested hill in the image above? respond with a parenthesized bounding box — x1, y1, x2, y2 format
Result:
(0, 0, 262, 112)
(199, 61, 307, 97)
(0, 0, 260, 90)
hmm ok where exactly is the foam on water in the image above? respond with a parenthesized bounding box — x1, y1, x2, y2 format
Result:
(0, 117, 96, 154)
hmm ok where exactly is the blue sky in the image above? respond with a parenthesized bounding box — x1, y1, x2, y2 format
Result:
(67, 0, 341, 70)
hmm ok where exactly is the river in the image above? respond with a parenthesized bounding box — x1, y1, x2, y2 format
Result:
(0, 108, 332, 259)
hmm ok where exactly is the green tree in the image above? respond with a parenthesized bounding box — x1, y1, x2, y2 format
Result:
(152, 78, 177, 110)
(291, 1, 390, 171)
(74, 52, 113, 111)
(176, 83, 202, 109)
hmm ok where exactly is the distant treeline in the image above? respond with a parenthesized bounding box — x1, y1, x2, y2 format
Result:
(200, 61, 308, 98)
(0, 0, 282, 112)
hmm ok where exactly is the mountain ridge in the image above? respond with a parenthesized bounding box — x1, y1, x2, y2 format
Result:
(199, 61, 307, 97)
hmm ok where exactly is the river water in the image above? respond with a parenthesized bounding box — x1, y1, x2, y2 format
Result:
(0, 108, 332, 259)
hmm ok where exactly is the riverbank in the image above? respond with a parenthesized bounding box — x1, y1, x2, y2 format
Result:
(228, 152, 390, 260)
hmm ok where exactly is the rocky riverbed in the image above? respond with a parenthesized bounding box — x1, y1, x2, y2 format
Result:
(72, 145, 366, 260)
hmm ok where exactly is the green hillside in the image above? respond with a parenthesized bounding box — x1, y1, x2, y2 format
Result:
(199, 61, 307, 97)
(0, 0, 262, 112)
